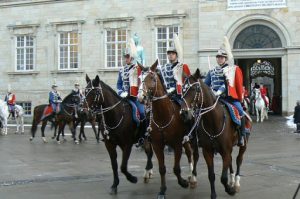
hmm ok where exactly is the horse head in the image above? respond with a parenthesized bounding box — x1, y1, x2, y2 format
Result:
(139, 60, 165, 102)
(180, 68, 203, 122)
(254, 88, 261, 100)
(84, 74, 103, 111)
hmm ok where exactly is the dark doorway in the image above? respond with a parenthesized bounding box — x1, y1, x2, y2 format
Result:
(235, 58, 282, 115)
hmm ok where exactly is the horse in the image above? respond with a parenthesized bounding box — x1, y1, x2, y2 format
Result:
(138, 60, 198, 199)
(84, 74, 153, 195)
(253, 88, 268, 122)
(180, 69, 251, 199)
(30, 93, 81, 144)
(0, 99, 25, 135)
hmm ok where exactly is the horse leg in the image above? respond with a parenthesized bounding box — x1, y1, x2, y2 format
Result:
(152, 143, 167, 199)
(120, 145, 137, 183)
(173, 144, 189, 188)
(21, 116, 24, 134)
(81, 121, 87, 141)
(3, 118, 8, 135)
(69, 122, 78, 144)
(41, 120, 47, 143)
(91, 120, 99, 142)
(105, 142, 119, 195)
(143, 139, 154, 183)
(15, 117, 19, 134)
(256, 108, 259, 122)
(51, 121, 57, 139)
(183, 142, 197, 188)
(229, 163, 235, 187)
(203, 148, 217, 199)
(191, 139, 199, 188)
(56, 122, 62, 144)
(235, 144, 247, 192)
(30, 117, 38, 141)
(220, 151, 236, 196)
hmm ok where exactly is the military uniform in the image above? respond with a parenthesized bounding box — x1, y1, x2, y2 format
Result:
(4, 92, 16, 118)
(49, 85, 62, 113)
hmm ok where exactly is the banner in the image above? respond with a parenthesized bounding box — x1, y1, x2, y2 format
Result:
(228, 0, 287, 10)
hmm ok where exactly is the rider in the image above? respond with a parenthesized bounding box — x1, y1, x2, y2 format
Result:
(117, 46, 146, 146)
(159, 34, 191, 104)
(49, 84, 62, 115)
(71, 83, 84, 118)
(4, 86, 16, 119)
(204, 43, 246, 146)
(260, 84, 269, 109)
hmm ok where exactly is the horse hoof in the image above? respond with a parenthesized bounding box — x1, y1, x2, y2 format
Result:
(226, 186, 236, 196)
(57, 141, 61, 144)
(144, 177, 150, 184)
(179, 179, 189, 188)
(189, 181, 197, 189)
(75, 140, 79, 144)
(109, 187, 117, 195)
(29, 137, 33, 141)
(128, 176, 138, 184)
(42, 138, 48, 143)
(15, 131, 19, 134)
(234, 185, 240, 193)
(157, 194, 166, 199)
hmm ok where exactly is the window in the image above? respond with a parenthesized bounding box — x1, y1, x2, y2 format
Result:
(17, 102, 32, 116)
(105, 29, 127, 68)
(233, 25, 282, 49)
(15, 35, 34, 71)
(59, 32, 78, 70)
(156, 26, 179, 65)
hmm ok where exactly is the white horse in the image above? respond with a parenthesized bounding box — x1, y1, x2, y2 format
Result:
(254, 89, 268, 122)
(0, 99, 24, 135)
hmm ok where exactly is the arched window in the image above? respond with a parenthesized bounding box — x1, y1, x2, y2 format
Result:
(233, 25, 282, 49)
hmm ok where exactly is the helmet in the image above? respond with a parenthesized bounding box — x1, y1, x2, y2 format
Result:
(123, 47, 132, 57)
(74, 83, 80, 86)
(52, 84, 58, 88)
(166, 46, 177, 54)
(216, 49, 227, 58)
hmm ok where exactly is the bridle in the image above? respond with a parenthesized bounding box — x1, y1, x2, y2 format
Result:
(84, 80, 124, 139)
(181, 76, 225, 141)
(141, 70, 175, 131)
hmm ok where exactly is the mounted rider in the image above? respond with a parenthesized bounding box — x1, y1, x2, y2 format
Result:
(204, 36, 246, 146)
(159, 34, 191, 104)
(71, 82, 84, 118)
(49, 84, 62, 115)
(259, 84, 269, 109)
(4, 85, 16, 119)
(116, 37, 146, 146)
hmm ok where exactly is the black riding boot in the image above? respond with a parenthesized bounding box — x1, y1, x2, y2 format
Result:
(135, 120, 147, 147)
(238, 116, 246, 147)
(11, 111, 15, 120)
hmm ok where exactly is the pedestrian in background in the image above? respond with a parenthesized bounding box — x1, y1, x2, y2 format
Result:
(293, 101, 300, 133)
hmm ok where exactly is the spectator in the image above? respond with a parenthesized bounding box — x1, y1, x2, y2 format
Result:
(293, 101, 300, 133)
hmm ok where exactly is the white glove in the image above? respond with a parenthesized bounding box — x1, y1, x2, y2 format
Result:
(167, 87, 175, 94)
(213, 90, 222, 96)
(120, 92, 128, 98)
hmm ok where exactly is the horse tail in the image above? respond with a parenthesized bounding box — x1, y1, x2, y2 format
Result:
(31, 106, 42, 138)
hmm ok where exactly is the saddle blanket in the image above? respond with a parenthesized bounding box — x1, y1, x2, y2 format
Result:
(220, 99, 251, 133)
(41, 105, 53, 120)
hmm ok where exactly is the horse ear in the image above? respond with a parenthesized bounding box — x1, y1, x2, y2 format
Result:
(86, 74, 91, 83)
(94, 75, 100, 86)
(137, 61, 145, 70)
(150, 59, 158, 72)
(193, 68, 201, 79)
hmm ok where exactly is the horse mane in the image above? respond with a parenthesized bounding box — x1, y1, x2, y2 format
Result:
(62, 92, 76, 103)
(99, 80, 122, 100)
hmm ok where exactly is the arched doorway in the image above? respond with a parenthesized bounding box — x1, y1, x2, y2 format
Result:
(233, 24, 282, 114)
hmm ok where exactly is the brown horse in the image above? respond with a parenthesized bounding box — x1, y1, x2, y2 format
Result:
(139, 60, 199, 199)
(180, 69, 250, 199)
(84, 74, 153, 195)
(30, 93, 81, 144)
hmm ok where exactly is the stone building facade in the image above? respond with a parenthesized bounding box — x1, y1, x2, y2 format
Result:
(0, 0, 299, 119)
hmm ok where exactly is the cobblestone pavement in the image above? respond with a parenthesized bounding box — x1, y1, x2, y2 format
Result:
(0, 116, 299, 199)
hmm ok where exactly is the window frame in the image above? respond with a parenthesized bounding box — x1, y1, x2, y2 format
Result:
(156, 26, 179, 66)
(58, 31, 79, 70)
(104, 28, 128, 68)
(16, 101, 32, 116)
(15, 35, 35, 72)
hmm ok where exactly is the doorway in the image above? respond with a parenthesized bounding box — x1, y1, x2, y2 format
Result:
(235, 58, 282, 114)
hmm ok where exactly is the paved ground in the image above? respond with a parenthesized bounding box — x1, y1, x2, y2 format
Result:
(0, 116, 299, 199)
